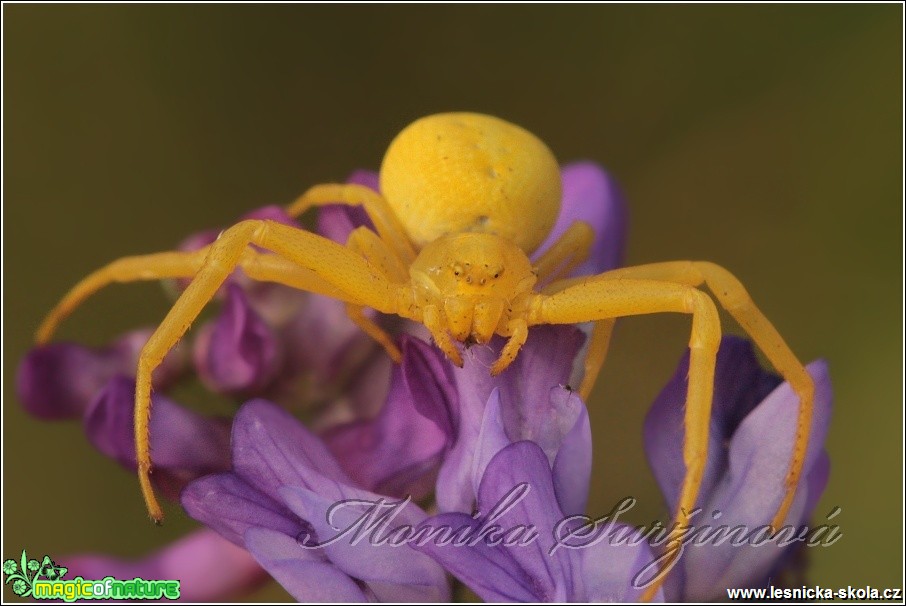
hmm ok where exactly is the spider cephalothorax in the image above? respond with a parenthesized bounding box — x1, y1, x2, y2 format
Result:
(407, 232, 538, 363)
(37, 112, 814, 600)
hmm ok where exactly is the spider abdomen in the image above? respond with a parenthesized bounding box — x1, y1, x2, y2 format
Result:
(379, 112, 562, 255)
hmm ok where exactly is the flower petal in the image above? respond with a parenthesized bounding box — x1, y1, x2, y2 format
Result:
(323, 336, 456, 499)
(347, 169, 380, 191)
(550, 389, 592, 517)
(316, 170, 378, 244)
(181, 473, 305, 547)
(469, 386, 591, 517)
(644, 337, 832, 601)
(278, 486, 449, 602)
(412, 512, 541, 602)
(17, 329, 186, 420)
(535, 161, 628, 276)
(195, 284, 283, 396)
(474, 441, 578, 601)
(244, 528, 368, 602)
(437, 325, 586, 513)
(460, 325, 584, 420)
(187, 398, 452, 602)
(402, 334, 460, 439)
(65, 529, 266, 602)
(679, 360, 832, 601)
(421, 442, 581, 601)
(259, 288, 387, 420)
(580, 525, 665, 602)
(83, 376, 230, 473)
(230, 400, 351, 502)
(470, 389, 511, 501)
(241, 205, 299, 226)
(644, 336, 782, 512)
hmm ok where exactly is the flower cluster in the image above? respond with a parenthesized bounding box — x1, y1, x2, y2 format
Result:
(17, 163, 832, 602)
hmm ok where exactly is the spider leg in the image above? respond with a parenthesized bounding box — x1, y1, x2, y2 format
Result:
(542, 273, 616, 401)
(527, 278, 721, 600)
(286, 183, 417, 264)
(532, 220, 594, 285)
(36, 250, 209, 344)
(35, 248, 355, 344)
(135, 219, 404, 522)
(597, 261, 814, 532)
(576, 319, 616, 400)
(343, 226, 410, 363)
(532, 221, 610, 398)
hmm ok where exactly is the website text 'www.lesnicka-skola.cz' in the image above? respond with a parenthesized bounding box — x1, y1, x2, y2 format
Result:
(727, 585, 902, 601)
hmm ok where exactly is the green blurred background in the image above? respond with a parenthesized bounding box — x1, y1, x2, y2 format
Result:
(4, 4, 902, 601)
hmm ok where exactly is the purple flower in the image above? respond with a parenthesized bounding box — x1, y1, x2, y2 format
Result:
(316, 169, 378, 244)
(15, 173, 397, 602)
(643, 336, 833, 601)
(173, 161, 628, 601)
(17, 160, 624, 433)
(182, 399, 451, 602)
(193, 283, 284, 396)
(17, 328, 189, 420)
(65, 529, 267, 602)
(15, 134, 831, 603)
(435, 324, 592, 515)
(408, 331, 660, 601)
(425, 160, 626, 515)
(83, 375, 231, 500)
(180, 203, 388, 417)
(414, 441, 661, 601)
(321, 335, 458, 500)
(536, 161, 627, 276)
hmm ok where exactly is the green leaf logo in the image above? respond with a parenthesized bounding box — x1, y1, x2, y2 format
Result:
(3, 550, 67, 598)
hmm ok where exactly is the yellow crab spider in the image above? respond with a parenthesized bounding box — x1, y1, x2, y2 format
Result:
(37, 112, 813, 598)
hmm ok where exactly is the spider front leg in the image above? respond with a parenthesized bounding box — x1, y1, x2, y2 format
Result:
(528, 278, 721, 600)
(599, 261, 815, 532)
(135, 219, 404, 522)
(36, 250, 209, 344)
(35, 247, 351, 344)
